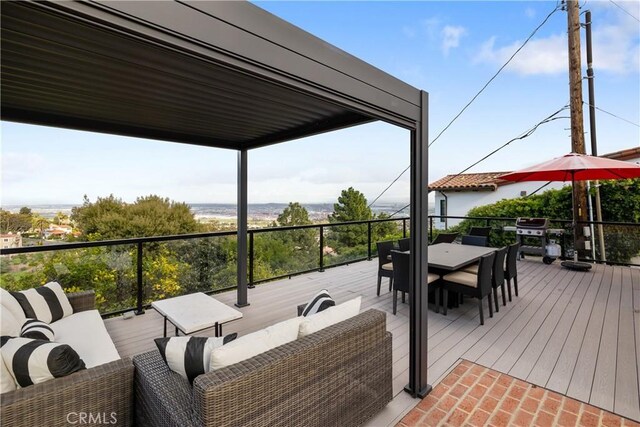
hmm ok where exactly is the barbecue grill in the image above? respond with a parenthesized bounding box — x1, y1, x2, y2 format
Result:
(514, 217, 563, 264)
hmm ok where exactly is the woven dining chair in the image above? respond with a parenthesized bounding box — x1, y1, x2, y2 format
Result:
(376, 241, 395, 296)
(505, 242, 520, 301)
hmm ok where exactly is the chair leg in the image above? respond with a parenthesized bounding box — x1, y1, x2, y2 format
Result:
(389, 277, 393, 292)
(493, 287, 499, 312)
(478, 298, 484, 325)
(506, 278, 512, 301)
(442, 289, 448, 316)
(402, 291, 405, 304)
(488, 295, 493, 318)
(435, 287, 441, 314)
(501, 282, 507, 306)
(393, 290, 398, 315)
(514, 276, 519, 297)
(377, 275, 382, 296)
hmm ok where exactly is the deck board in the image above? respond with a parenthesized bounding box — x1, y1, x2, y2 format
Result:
(103, 258, 640, 425)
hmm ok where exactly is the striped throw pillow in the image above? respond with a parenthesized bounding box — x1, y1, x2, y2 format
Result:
(10, 282, 73, 324)
(0, 336, 86, 388)
(20, 319, 55, 342)
(301, 289, 335, 316)
(154, 334, 237, 383)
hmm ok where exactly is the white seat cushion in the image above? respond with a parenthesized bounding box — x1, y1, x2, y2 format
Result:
(210, 316, 303, 370)
(443, 271, 478, 288)
(463, 263, 479, 274)
(381, 263, 393, 271)
(49, 310, 120, 368)
(298, 296, 362, 337)
(1, 353, 16, 393)
(427, 273, 440, 284)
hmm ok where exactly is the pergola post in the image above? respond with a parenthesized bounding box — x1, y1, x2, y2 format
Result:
(405, 90, 431, 398)
(236, 148, 249, 307)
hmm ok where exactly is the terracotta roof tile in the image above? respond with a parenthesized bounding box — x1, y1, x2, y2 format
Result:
(428, 172, 510, 191)
(600, 147, 640, 161)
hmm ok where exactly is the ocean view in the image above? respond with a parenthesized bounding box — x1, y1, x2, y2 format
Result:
(3, 202, 422, 221)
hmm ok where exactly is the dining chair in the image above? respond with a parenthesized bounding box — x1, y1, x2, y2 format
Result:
(461, 235, 488, 247)
(440, 252, 495, 325)
(491, 247, 508, 312)
(469, 226, 492, 238)
(397, 237, 411, 252)
(430, 233, 459, 244)
(390, 250, 441, 315)
(505, 242, 520, 301)
(376, 241, 395, 296)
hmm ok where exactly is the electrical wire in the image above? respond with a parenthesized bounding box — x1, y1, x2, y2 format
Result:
(428, 3, 562, 149)
(583, 101, 640, 127)
(367, 4, 562, 208)
(527, 181, 553, 197)
(609, 0, 640, 23)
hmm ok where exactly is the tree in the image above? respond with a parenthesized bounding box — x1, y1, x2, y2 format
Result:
(0, 209, 32, 233)
(19, 207, 32, 216)
(53, 211, 70, 225)
(328, 187, 372, 248)
(31, 215, 50, 238)
(273, 202, 316, 251)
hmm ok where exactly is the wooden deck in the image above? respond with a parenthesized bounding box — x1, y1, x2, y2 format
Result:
(104, 258, 640, 425)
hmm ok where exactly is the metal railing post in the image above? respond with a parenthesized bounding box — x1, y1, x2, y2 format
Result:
(367, 222, 372, 260)
(429, 217, 433, 242)
(319, 225, 325, 272)
(403, 219, 407, 238)
(135, 242, 144, 315)
(248, 231, 255, 288)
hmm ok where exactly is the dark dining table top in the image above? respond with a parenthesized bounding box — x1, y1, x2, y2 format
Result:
(427, 243, 497, 271)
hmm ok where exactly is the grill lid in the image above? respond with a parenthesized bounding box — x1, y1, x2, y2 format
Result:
(516, 217, 549, 229)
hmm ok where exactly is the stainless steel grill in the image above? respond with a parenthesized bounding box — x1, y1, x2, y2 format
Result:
(515, 217, 549, 237)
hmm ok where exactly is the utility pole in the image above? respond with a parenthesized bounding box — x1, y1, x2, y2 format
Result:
(566, 0, 589, 260)
(584, 10, 606, 262)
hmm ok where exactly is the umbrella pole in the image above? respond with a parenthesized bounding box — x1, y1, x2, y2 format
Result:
(572, 173, 578, 262)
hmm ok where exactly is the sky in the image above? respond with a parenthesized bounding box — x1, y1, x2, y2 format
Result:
(1, 1, 639, 207)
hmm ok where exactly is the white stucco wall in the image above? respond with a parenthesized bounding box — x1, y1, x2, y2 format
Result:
(433, 181, 566, 229)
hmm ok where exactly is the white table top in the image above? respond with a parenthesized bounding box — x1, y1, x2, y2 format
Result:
(428, 243, 497, 270)
(151, 292, 243, 334)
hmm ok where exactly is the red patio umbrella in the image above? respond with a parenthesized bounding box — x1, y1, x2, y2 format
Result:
(499, 152, 640, 264)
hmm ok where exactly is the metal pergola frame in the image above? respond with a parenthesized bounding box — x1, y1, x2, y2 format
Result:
(1, 0, 431, 398)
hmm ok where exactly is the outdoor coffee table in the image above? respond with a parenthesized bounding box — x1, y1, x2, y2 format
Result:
(151, 292, 243, 337)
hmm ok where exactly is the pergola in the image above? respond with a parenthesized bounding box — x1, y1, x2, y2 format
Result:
(1, 0, 431, 397)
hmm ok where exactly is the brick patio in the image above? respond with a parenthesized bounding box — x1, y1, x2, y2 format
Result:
(398, 360, 640, 427)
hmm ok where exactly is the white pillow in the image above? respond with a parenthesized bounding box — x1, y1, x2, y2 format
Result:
(0, 352, 16, 393)
(1, 306, 21, 337)
(210, 316, 302, 371)
(1, 288, 27, 326)
(298, 296, 362, 338)
(9, 282, 73, 324)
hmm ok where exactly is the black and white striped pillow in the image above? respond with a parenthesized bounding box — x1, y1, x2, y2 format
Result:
(20, 320, 55, 342)
(301, 289, 335, 316)
(10, 282, 73, 324)
(154, 334, 237, 384)
(0, 336, 86, 388)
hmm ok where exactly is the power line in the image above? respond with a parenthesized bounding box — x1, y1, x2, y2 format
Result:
(527, 181, 553, 197)
(583, 101, 640, 127)
(609, 0, 640, 23)
(368, 4, 562, 208)
(428, 4, 561, 149)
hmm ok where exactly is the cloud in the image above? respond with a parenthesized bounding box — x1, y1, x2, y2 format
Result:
(1, 152, 46, 183)
(525, 7, 536, 19)
(441, 25, 468, 55)
(473, 8, 640, 75)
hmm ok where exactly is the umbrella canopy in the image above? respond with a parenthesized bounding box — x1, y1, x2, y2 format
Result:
(499, 152, 640, 182)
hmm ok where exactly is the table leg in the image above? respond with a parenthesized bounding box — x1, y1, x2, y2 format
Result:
(175, 326, 179, 336)
(215, 323, 221, 337)
(163, 317, 167, 338)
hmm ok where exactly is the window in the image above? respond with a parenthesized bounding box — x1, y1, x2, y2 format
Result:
(439, 200, 446, 223)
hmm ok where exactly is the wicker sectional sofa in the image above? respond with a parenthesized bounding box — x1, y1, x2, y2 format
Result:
(1, 290, 134, 427)
(134, 308, 393, 427)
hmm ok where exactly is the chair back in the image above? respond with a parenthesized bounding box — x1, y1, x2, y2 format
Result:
(376, 241, 395, 269)
(391, 250, 411, 293)
(469, 226, 491, 238)
(461, 235, 488, 247)
(505, 242, 519, 278)
(397, 238, 411, 252)
(476, 252, 496, 296)
(492, 247, 507, 289)
(431, 233, 458, 244)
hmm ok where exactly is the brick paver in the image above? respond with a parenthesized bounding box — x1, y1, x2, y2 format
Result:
(397, 360, 639, 427)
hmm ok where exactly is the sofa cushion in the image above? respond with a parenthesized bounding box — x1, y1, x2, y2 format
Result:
(154, 334, 237, 383)
(0, 336, 85, 388)
(49, 310, 120, 368)
(1, 353, 16, 393)
(1, 288, 27, 327)
(10, 282, 73, 324)
(301, 289, 335, 316)
(21, 319, 55, 341)
(298, 296, 362, 337)
(0, 305, 21, 337)
(210, 316, 303, 370)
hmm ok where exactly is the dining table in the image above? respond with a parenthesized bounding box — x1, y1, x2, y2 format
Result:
(427, 243, 497, 271)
